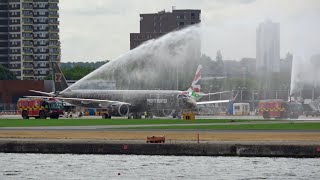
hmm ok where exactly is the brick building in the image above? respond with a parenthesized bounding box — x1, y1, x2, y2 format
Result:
(0, 80, 45, 110)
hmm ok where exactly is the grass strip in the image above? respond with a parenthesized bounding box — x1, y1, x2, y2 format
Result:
(0, 119, 258, 127)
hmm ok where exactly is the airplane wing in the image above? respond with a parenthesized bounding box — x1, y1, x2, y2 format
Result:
(24, 96, 53, 99)
(28, 90, 131, 108)
(200, 91, 230, 96)
(196, 100, 231, 105)
(197, 91, 239, 105)
(29, 90, 56, 97)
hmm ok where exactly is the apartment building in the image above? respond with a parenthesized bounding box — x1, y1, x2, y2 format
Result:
(0, 0, 60, 80)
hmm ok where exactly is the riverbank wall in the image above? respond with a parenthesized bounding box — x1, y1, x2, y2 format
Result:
(0, 140, 320, 158)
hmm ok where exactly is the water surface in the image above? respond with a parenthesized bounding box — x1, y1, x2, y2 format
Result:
(0, 153, 319, 179)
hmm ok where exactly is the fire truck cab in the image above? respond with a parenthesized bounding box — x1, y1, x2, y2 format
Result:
(258, 100, 303, 119)
(17, 98, 64, 119)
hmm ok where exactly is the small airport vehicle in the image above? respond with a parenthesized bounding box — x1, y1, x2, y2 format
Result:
(182, 111, 195, 120)
(146, 136, 165, 143)
(258, 100, 303, 119)
(305, 110, 320, 117)
(233, 103, 250, 115)
(17, 98, 64, 119)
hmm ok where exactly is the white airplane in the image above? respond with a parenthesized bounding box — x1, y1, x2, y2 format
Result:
(30, 63, 234, 119)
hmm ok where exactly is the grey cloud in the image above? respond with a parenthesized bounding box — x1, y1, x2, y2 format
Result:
(60, 0, 319, 62)
(238, 0, 256, 4)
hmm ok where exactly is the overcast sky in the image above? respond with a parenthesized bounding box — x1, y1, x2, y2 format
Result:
(59, 0, 320, 62)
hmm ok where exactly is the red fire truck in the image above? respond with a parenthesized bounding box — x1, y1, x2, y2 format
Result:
(17, 98, 64, 119)
(258, 100, 303, 119)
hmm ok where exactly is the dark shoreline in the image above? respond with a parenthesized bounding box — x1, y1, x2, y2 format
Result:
(0, 139, 320, 158)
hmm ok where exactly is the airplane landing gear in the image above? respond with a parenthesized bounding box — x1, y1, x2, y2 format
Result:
(128, 113, 142, 119)
(145, 112, 154, 119)
(102, 113, 111, 119)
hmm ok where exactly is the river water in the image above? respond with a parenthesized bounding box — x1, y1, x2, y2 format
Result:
(0, 153, 319, 179)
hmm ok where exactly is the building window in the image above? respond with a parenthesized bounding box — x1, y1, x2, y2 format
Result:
(191, 13, 195, 20)
(39, 11, 46, 16)
(176, 15, 185, 20)
(177, 22, 184, 27)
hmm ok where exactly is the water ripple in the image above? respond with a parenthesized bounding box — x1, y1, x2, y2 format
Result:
(0, 154, 319, 179)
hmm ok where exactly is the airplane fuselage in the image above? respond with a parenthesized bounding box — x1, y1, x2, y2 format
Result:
(59, 89, 191, 114)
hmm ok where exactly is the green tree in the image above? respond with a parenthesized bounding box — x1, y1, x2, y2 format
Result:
(0, 64, 17, 80)
(46, 66, 95, 80)
(62, 66, 95, 80)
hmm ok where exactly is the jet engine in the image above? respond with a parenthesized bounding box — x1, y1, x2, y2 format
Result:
(110, 103, 130, 116)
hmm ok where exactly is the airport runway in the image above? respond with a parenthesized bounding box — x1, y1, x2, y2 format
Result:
(2, 114, 320, 121)
(0, 115, 319, 143)
(1, 114, 320, 134)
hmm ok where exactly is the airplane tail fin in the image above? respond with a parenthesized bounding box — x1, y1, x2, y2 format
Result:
(185, 65, 202, 101)
(51, 61, 68, 93)
(187, 64, 202, 93)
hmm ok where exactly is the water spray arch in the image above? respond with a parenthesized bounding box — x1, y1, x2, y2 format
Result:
(64, 25, 202, 92)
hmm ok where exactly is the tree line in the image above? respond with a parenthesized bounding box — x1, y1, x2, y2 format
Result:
(48, 61, 109, 80)
(0, 64, 16, 80)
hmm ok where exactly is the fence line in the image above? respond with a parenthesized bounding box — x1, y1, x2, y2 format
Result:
(0, 103, 17, 111)
(0, 111, 18, 115)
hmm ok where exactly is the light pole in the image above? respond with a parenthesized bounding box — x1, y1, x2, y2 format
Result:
(252, 91, 258, 112)
(252, 90, 255, 101)
(282, 84, 289, 101)
(209, 85, 213, 101)
(239, 87, 246, 101)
